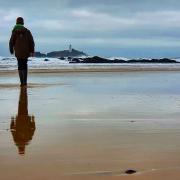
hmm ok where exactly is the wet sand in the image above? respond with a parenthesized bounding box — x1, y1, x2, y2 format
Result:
(1, 63, 180, 74)
(0, 71, 180, 179)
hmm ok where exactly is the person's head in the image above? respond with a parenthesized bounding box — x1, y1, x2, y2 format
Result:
(16, 17, 24, 25)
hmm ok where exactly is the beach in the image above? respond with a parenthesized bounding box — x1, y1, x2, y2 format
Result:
(0, 70, 180, 180)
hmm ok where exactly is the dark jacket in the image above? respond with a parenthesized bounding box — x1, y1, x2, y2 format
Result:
(9, 26, 35, 59)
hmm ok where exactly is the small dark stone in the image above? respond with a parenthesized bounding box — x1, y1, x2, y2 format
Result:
(44, 59, 49, 61)
(125, 169, 137, 174)
(130, 121, 136, 123)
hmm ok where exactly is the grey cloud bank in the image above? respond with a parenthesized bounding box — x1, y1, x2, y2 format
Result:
(0, 0, 180, 58)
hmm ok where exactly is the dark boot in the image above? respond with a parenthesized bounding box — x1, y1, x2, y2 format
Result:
(18, 70, 24, 86)
(22, 70, 28, 86)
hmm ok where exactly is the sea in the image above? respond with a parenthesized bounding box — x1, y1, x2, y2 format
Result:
(0, 56, 180, 71)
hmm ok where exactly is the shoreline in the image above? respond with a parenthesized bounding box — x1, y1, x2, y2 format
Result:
(0, 65, 180, 74)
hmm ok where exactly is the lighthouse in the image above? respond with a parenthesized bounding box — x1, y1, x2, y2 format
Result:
(69, 44, 72, 53)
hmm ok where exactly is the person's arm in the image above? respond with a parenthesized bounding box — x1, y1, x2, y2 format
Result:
(9, 31, 16, 54)
(28, 31, 35, 56)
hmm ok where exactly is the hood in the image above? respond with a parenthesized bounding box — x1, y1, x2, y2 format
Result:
(13, 24, 27, 34)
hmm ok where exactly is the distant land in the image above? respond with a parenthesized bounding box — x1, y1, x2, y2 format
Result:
(33, 48, 179, 64)
(35, 48, 87, 58)
(1, 45, 179, 64)
(32, 55, 179, 64)
(69, 56, 178, 64)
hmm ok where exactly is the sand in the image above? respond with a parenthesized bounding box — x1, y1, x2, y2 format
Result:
(1, 63, 180, 74)
(0, 70, 180, 180)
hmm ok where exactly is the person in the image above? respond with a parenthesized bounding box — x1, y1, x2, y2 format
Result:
(10, 87, 36, 155)
(9, 17, 35, 87)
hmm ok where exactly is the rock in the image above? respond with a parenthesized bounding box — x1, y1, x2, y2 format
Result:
(149, 58, 177, 63)
(44, 58, 49, 61)
(58, 57, 65, 60)
(82, 56, 111, 63)
(125, 169, 137, 174)
(71, 58, 81, 63)
(2, 58, 15, 61)
(69, 56, 178, 64)
(158, 58, 177, 63)
(34, 52, 46, 57)
(67, 57, 72, 60)
(114, 59, 127, 63)
(130, 120, 136, 123)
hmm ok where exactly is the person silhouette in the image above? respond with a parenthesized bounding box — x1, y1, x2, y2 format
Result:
(9, 17, 35, 87)
(10, 87, 35, 155)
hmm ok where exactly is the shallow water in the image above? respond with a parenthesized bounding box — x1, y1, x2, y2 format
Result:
(0, 71, 180, 179)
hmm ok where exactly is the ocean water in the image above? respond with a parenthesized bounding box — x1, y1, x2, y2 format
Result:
(1, 56, 180, 71)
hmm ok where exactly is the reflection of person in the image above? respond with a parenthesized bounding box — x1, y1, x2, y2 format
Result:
(9, 17, 35, 87)
(10, 87, 35, 155)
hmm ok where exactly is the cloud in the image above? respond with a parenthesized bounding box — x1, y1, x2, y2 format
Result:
(36, 36, 180, 47)
(1, 0, 180, 57)
(0, 9, 23, 27)
(30, 9, 180, 39)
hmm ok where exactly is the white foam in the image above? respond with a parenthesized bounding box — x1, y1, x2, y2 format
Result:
(108, 57, 130, 61)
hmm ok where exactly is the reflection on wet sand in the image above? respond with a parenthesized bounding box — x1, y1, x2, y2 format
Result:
(0, 72, 179, 179)
(10, 87, 35, 155)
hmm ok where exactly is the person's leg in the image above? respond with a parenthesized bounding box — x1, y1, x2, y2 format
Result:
(18, 71, 23, 85)
(17, 59, 28, 86)
(22, 59, 28, 85)
(22, 69, 27, 85)
(17, 59, 24, 86)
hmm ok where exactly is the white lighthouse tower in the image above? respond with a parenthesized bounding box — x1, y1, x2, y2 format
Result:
(69, 44, 72, 53)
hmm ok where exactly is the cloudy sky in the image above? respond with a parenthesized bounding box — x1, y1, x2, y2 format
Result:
(0, 0, 180, 58)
